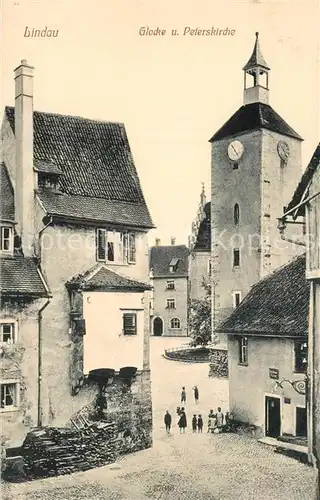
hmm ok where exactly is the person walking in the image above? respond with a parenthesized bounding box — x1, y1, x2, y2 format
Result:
(164, 410, 172, 434)
(178, 408, 187, 433)
(181, 387, 186, 404)
(193, 385, 199, 404)
(197, 414, 204, 433)
(192, 414, 197, 433)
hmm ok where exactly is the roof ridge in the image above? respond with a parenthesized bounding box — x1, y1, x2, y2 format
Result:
(5, 105, 125, 127)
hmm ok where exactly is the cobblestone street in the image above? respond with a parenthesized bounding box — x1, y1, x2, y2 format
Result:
(2, 338, 317, 500)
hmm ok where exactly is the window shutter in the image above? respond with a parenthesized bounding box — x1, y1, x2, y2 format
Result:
(123, 313, 137, 335)
(96, 229, 106, 261)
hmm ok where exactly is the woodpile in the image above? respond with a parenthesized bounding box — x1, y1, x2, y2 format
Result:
(22, 422, 118, 479)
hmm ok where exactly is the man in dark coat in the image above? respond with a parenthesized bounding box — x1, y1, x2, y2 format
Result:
(178, 409, 187, 433)
(192, 414, 197, 432)
(197, 415, 204, 433)
(193, 385, 199, 404)
(164, 410, 172, 434)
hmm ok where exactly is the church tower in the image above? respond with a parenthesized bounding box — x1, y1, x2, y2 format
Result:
(209, 33, 304, 347)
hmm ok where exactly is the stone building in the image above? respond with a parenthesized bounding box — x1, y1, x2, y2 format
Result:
(189, 185, 211, 301)
(0, 60, 154, 457)
(149, 240, 189, 337)
(218, 254, 308, 438)
(209, 32, 304, 351)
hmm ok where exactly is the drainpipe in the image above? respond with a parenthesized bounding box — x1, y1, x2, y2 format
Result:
(37, 215, 53, 427)
(37, 297, 50, 427)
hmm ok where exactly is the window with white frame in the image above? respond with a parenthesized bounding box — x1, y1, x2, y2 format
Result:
(0, 226, 13, 252)
(170, 317, 181, 329)
(232, 291, 242, 309)
(238, 337, 248, 365)
(294, 341, 308, 373)
(0, 382, 19, 410)
(96, 229, 134, 264)
(123, 312, 137, 335)
(166, 298, 176, 309)
(0, 322, 16, 344)
(166, 280, 175, 290)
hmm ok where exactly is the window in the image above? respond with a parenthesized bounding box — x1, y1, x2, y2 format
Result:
(0, 226, 13, 252)
(0, 383, 18, 410)
(234, 204, 240, 225)
(238, 337, 248, 365)
(128, 233, 136, 263)
(208, 259, 212, 275)
(294, 341, 308, 373)
(232, 291, 242, 309)
(96, 230, 135, 264)
(123, 313, 137, 335)
(166, 280, 175, 290)
(233, 248, 240, 267)
(0, 322, 16, 344)
(166, 299, 176, 309)
(170, 318, 181, 329)
(169, 258, 179, 273)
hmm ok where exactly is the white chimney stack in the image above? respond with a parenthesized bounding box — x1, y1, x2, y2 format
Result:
(155, 238, 161, 247)
(171, 237, 176, 245)
(14, 59, 35, 257)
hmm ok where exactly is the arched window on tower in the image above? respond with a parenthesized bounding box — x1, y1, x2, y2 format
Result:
(234, 204, 240, 225)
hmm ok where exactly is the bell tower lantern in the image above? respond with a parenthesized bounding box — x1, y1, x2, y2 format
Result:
(243, 32, 270, 105)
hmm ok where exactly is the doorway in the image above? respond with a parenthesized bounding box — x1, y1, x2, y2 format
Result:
(296, 406, 307, 437)
(153, 317, 163, 336)
(265, 396, 281, 438)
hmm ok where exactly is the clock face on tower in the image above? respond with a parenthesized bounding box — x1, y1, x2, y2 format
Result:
(228, 140, 244, 162)
(277, 141, 290, 162)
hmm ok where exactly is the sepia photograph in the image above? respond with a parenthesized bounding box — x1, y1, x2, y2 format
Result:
(0, 0, 319, 498)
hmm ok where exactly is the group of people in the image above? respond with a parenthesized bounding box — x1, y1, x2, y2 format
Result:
(163, 385, 233, 435)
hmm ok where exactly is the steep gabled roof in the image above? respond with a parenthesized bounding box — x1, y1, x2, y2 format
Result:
(217, 254, 308, 337)
(194, 202, 211, 251)
(66, 264, 151, 292)
(0, 256, 49, 297)
(286, 143, 320, 218)
(150, 245, 189, 278)
(209, 103, 303, 143)
(0, 162, 15, 222)
(5, 106, 154, 229)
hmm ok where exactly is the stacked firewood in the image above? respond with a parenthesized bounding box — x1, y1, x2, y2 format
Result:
(22, 422, 118, 479)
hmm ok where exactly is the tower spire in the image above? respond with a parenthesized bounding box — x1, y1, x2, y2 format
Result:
(243, 32, 270, 106)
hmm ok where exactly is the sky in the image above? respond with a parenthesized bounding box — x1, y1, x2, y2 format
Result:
(1, 0, 319, 246)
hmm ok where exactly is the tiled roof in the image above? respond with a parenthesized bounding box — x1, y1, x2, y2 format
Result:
(5, 106, 154, 229)
(217, 254, 309, 337)
(209, 103, 303, 142)
(243, 33, 270, 71)
(0, 163, 15, 222)
(194, 202, 211, 251)
(34, 159, 63, 175)
(286, 143, 320, 218)
(66, 265, 151, 292)
(36, 190, 154, 228)
(0, 256, 48, 297)
(150, 245, 189, 278)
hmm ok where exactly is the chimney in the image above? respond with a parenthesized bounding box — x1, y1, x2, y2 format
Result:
(155, 238, 161, 247)
(14, 59, 35, 257)
(171, 237, 176, 246)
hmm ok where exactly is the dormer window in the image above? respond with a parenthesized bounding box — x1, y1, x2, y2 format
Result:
(0, 226, 13, 253)
(38, 173, 59, 190)
(169, 258, 179, 273)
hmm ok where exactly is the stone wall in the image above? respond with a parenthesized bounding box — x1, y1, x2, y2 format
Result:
(208, 348, 228, 378)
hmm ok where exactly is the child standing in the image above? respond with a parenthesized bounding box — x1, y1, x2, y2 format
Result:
(197, 414, 203, 433)
(192, 414, 197, 433)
